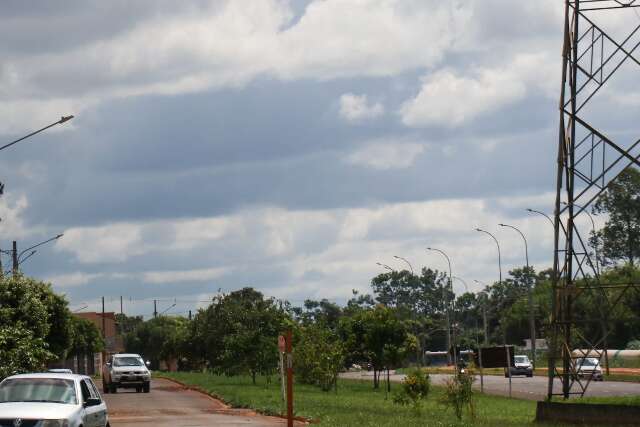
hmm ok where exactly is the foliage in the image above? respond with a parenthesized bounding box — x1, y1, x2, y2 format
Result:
(392, 368, 430, 411)
(124, 315, 190, 369)
(0, 325, 54, 380)
(0, 274, 68, 377)
(69, 316, 104, 356)
(441, 370, 476, 420)
(627, 339, 640, 350)
(188, 287, 289, 383)
(295, 323, 345, 391)
(593, 166, 640, 266)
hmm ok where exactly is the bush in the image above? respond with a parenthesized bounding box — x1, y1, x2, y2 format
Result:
(626, 339, 640, 350)
(441, 370, 475, 420)
(392, 368, 430, 412)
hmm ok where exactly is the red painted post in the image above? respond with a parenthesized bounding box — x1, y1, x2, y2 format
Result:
(286, 330, 293, 427)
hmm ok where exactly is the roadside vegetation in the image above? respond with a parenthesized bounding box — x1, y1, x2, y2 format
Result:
(162, 371, 546, 427)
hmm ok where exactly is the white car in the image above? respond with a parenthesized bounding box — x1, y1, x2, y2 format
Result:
(102, 353, 151, 393)
(0, 372, 109, 427)
(576, 357, 604, 381)
(505, 355, 534, 377)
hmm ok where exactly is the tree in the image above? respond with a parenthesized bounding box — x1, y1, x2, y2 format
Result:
(295, 323, 345, 391)
(69, 317, 104, 357)
(593, 167, 640, 266)
(0, 274, 58, 378)
(124, 316, 189, 370)
(190, 287, 289, 383)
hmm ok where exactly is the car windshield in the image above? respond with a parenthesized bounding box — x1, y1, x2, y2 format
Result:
(578, 358, 599, 367)
(0, 378, 77, 404)
(515, 356, 529, 363)
(113, 356, 144, 367)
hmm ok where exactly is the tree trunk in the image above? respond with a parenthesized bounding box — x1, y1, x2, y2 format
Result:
(252, 370, 256, 385)
(386, 368, 390, 393)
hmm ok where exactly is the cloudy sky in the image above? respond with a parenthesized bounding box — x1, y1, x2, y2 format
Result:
(1, 0, 636, 317)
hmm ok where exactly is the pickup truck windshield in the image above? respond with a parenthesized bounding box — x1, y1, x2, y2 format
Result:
(0, 378, 77, 404)
(114, 357, 144, 367)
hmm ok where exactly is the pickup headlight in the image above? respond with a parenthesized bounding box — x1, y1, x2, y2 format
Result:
(40, 420, 69, 427)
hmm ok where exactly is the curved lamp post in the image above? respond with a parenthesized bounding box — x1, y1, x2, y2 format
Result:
(499, 223, 537, 368)
(393, 255, 414, 275)
(475, 229, 502, 284)
(526, 208, 554, 228)
(426, 247, 456, 367)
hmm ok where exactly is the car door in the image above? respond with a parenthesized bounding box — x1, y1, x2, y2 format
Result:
(80, 379, 102, 427)
(87, 378, 109, 427)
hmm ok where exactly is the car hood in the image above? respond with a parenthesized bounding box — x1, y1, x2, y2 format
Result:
(112, 366, 147, 373)
(0, 402, 78, 418)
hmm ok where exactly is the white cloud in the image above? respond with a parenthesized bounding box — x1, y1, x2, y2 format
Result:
(339, 93, 384, 122)
(0, 193, 30, 240)
(1, 0, 471, 132)
(45, 272, 103, 288)
(142, 267, 226, 284)
(400, 68, 526, 127)
(56, 223, 145, 263)
(346, 140, 426, 170)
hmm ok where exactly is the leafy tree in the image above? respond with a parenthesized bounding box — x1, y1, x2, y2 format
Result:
(0, 274, 59, 378)
(295, 323, 345, 391)
(593, 167, 640, 266)
(124, 315, 189, 369)
(190, 287, 289, 383)
(69, 317, 104, 356)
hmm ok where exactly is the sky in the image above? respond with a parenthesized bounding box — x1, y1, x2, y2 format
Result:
(1, 0, 638, 318)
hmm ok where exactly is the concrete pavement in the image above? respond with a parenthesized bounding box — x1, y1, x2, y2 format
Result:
(340, 370, 640, 400)
(104, 378, 298, 427)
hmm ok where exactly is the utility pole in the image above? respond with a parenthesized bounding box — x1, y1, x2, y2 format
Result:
(120, 296, 123, 315)
(483, 305, 488, 346)
(153, 300, 157, 318)
(101, 297, 106, 339)
(188, 310, 192, 321)
(12, 241, 18, 275)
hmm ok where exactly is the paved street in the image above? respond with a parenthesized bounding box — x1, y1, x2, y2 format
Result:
(104, 378, 296, 427)
(340, 371, 640, 400)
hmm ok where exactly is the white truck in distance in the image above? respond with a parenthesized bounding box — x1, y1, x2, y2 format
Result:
(102, 353, 151, 393)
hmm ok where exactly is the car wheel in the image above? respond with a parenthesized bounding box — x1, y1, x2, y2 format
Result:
(136, 386, 142, 393)
(143, 383, 150, 393)
(527, 373, 533, 377)
(110, 384, 117, 394)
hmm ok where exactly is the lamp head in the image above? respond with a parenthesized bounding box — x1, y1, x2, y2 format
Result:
(59, 115, 74, 124)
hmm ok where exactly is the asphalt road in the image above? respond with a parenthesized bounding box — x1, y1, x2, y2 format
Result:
(104, 378, 296, 427)
(340, 371, 640, 400)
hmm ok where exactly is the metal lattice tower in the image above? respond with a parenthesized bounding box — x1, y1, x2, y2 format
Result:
(549, 0, 640, 399)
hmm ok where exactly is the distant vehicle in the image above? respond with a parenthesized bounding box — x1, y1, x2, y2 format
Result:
(505, 355, 533, 377)
(0, 372, 109, 427)
(49, 368, 73, 374)
(102, 353, 151, 393)
(576, 357, 603, 381)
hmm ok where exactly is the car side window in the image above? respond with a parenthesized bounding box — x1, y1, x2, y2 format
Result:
(87, 379, 102, 401)
(80, 379, 92, 403)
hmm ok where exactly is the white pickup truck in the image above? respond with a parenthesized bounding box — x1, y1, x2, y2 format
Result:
(102, 353, 151, 393)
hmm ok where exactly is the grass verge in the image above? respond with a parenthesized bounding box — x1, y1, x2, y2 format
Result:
(161, 371, 568, 426)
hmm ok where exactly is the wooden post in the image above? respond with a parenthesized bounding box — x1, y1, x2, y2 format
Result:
(286, 330, 293, 427)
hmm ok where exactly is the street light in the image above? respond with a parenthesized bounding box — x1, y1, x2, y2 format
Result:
(376, 262, 394, 273)
(526, 208, 554, 228)
(0, 116, 74, 153)
(426, 247, 456, 367)
(393, 255, 414, 275)
(8, 234, 64, 274)
(475, 229, 502, 284)
(451, 276, 469, 293)
(499, 223, 537, 368)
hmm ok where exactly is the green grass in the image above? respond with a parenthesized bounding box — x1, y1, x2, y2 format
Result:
(161, 371, 569, 426)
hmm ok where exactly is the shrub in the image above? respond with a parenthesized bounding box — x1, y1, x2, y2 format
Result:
(392, 368, 430, 412)
(441, 370, 475, 420)
(626, 339, 640, 350)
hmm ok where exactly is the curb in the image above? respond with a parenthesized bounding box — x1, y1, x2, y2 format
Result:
(156, 375, 316, 424)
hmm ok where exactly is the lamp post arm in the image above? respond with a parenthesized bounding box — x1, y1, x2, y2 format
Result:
(0, 116, 74, 152)
(18, 234, 64, 261)
(476, 229, 502, 283)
